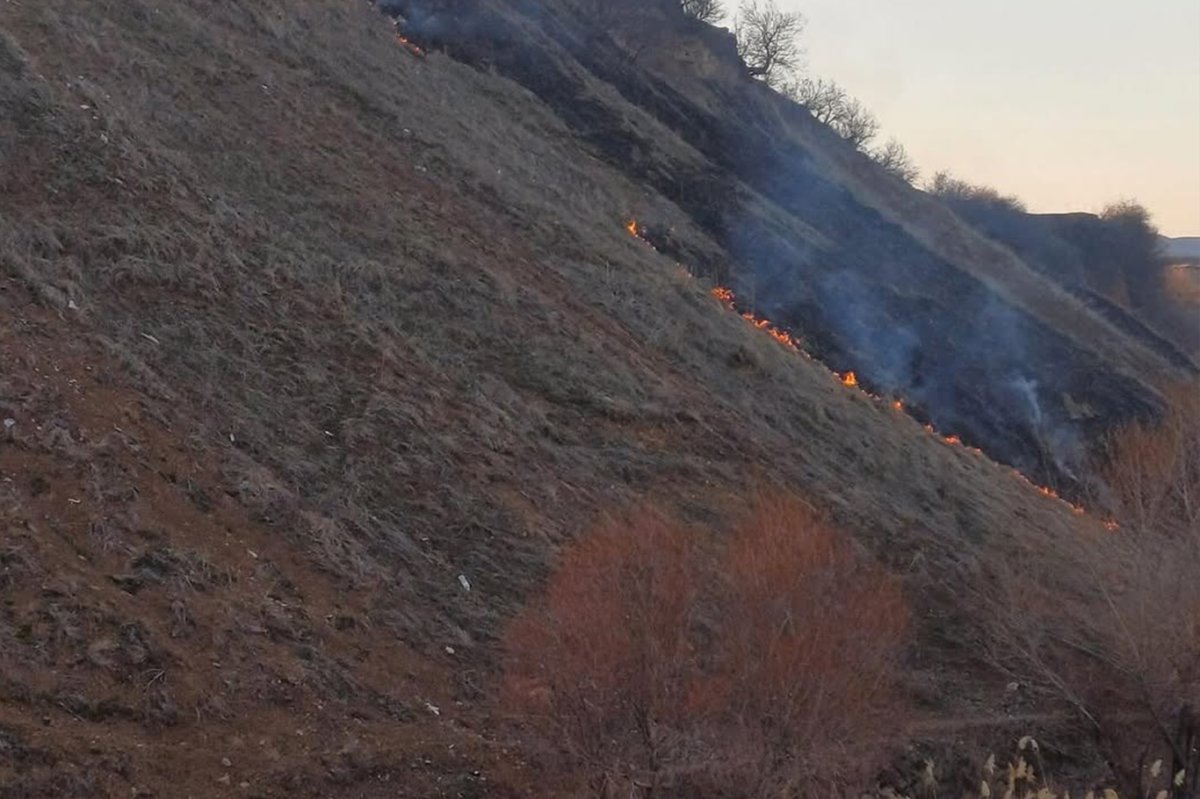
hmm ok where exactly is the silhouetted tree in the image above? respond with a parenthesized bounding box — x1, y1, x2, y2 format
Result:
(680, 0, 726, 24)
(735, 1, 805, 88)
(926, 170, 1027, 212)
(789, 77, 880, 149)
(871, 137, 919, 183)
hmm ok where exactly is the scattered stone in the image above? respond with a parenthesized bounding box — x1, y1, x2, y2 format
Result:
(220, 757, 232, 767)
(216, 774, 231, 785)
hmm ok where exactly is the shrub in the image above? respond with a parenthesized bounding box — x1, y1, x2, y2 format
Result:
(501, 497, 911, 797)
(707, 496, 911, 796)
(500, 509, 705, 795)
(974, 390, 1200, 797)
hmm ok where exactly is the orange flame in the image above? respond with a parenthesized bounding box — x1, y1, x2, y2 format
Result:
(616, 221, 1115, 529)
(395, 34, 426, 57)
(710, 286, 736, 307)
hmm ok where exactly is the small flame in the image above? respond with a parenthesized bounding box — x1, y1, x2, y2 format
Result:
(710, 286, 736, 307)
(395, 34, 426, 57)
(615, 221, 1113, 528)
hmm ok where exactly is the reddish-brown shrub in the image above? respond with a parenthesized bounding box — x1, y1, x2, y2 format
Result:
(707, 496, 910, 796)
(501, 498, 912, 798)
(500, 509, 705, 795)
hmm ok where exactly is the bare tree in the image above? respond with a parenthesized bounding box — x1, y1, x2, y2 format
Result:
(735, 1, 805, 88)
(972, 391, 1200, 798)
(926, 169, 1027, 212)
(871, 137, 919, 183)
(680, 0, 726, 24)
(835, 96, 879, 148)
(787, 77, 845, 123)
(789, 77, 880, 149)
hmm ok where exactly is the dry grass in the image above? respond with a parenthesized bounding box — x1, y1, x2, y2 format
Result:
(2, 0, 1190, 793)
(876, 735, 1189, 798)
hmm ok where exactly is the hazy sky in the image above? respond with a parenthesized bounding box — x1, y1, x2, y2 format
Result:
(778, 0, 1200, 236)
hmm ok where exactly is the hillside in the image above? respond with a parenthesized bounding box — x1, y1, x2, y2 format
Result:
(383, 0, 1195, 483)
(0, 0, 1195, 796)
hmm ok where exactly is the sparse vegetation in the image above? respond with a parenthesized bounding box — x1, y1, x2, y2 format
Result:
(926, 170, 1028, 213)
(973, 390, 1200, 798)
(502, 497, 910, 797)
(874, 737, 1189, 798)
(872, 137, 920, 183)
(788, 76, 880, 148)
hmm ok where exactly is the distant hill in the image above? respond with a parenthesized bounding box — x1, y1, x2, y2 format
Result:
(1162, 235, 1200, 261)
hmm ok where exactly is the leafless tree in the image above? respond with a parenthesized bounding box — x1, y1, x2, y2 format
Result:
(926, 169, 1027, 212)
(680, 0, 726, 24)
(835, 96, 879, 148)
(789, 77, 879, 149)
(735, 1, 805, 88)
(787, 77, 844, 122)
(871, 137, 919, 183)
(972, 391, 1200, 798)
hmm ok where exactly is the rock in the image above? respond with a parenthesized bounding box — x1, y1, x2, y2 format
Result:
(216, 774, 231, 785)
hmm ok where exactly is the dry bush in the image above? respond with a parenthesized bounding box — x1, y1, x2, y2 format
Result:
(874, 735, 1187, 799)
(501, 497, 911, 798)
(500, 509, 706, 796)
(974, 389, 1200, 797)
(1102, 386, 1200, 538)
(708, 497, 910, 796)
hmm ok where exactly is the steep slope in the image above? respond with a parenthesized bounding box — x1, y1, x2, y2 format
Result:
(0, 0, 1177, 795)
(387, 0, 1193, 481)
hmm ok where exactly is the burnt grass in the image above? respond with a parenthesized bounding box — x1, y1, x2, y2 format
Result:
(0, 0, 1188, 795)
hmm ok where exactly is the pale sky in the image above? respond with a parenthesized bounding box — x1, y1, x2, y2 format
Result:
(778, 0, 1200, 236)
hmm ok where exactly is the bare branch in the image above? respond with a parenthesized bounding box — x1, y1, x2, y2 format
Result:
(735, 1, 805, 88)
